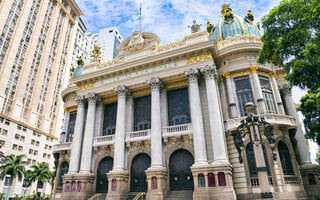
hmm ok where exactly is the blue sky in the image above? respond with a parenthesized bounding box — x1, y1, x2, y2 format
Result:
(75, 0, 280, 44)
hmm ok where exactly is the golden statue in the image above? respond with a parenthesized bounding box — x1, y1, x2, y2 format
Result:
(91, 44, 102, 63)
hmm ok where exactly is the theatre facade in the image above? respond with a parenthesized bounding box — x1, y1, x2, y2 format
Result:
(52, 5, 320, 200)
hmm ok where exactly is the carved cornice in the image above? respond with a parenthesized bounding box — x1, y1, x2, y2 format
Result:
(185, 68, 200, 82)
(147, 77, 163, 91)
(114, 85, 129, 97)
(200, 65, 218, 80)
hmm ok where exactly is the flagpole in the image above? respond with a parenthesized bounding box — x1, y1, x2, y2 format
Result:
(139, 1, 142, 32)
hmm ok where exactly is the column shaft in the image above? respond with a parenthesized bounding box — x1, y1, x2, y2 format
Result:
(270, 75, 285, 114)
(201, 66, 229, 164)
(249, 66, 266, 114)
(185, 68, 207, 165)
(80, 93, 99, 173)
(68, 96, 85, 174)
(113, 86, 128, 171)
(148, 77, 163, 168)
(282, 85, 311, 166)
(224, 72, 238, 118)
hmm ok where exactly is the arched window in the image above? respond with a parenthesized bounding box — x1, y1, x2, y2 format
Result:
(208, 173, 215, 187)
(308, 173, 316, 185)
(218, 172, 226, 186)
(198, 173, 205, 187)
(278, 141, 294, 175)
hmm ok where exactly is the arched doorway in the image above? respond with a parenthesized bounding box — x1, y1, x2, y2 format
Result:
(169, 149, 194, 191)
(96, 157, 113, 193)
(130, 153, 151, 192)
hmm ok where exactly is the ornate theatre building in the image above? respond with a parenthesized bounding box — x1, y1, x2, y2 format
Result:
(52, 4, 320, 200)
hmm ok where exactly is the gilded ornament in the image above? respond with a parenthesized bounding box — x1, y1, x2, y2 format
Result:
(249, 66, 259, 74)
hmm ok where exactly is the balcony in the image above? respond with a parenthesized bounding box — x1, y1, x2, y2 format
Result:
(224, 114, 297, 131)
(53, 142, 71, 152)
(93, 135, 115, 147)
(125, 129, 151, 143)
(162, 123, 193, 142)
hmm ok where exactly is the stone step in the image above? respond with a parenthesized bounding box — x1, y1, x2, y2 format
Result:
(166, 190, 193, 200)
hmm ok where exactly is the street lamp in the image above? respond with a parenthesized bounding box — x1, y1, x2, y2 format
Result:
(233, 102, 275, 199)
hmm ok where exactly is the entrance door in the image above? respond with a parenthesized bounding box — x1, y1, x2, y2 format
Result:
(169, 149, 194, 191)
(96, 157, 113, 193)
(130, 153, 151, 192)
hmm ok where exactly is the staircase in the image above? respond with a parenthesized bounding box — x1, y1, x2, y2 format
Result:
(125, 192, 146, 200)
(166, 190, 193, 200)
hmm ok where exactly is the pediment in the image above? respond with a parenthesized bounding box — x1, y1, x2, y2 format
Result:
(118, 31, 160, 58)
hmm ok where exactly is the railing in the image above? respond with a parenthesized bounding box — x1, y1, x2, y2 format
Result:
(126, 129, 151, 142)
(93, 135, 115, 147)
(224, 114, 297, 131)
(162, 123, 192, 138)
(88, 193, 102, 200)
(133, 192, 145, 200)
(250, 177, 259, 187)
(53, 142, 71, 152)
(284, 175, 300, 184)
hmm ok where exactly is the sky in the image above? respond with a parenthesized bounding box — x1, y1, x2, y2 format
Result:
(74, 0, 318, 163)
(75, 0, 280, 44)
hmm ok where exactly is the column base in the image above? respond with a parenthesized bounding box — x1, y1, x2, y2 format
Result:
(145, 167, 168, 200)
(299, 163, 320, 199)
(191, 164, 236, 200)
(60, 173, 95, 200)
(106, 170, 129, 200)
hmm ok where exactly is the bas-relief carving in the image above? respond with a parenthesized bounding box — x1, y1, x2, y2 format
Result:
(186, 54, 212, 64)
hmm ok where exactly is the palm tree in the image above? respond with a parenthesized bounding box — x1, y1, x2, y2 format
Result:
(0, 155, 27, 199)
(27, 162, 53, 197)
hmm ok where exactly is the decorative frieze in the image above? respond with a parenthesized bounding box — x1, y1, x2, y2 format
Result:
(186, 53, 212, 64)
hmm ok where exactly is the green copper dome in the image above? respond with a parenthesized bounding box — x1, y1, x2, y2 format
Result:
(209, 4, 261, 43)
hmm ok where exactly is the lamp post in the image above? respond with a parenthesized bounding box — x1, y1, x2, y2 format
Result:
(233, 102, 274, 199)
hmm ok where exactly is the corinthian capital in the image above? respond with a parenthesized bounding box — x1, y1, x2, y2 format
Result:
(281, 84, 292, 96)
(200, 65, 217, 80)
(86, 93, 100, 104)
(147, 77, 162, 90)
(114, 85, 129, 97)
(75, 95, 86, 106)
(185, 68, 200, 82)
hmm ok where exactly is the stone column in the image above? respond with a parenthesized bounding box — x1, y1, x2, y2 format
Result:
(185, 68, 208, 165)
(113, 85, 129, 171)
(147, 77, 164, 168)
(60, 111, 70, 142)
(281, 84, 312, 166)
(249, 66, 266, 114)
(80, 93, 100, 174)
(223, 72, 238, 118)
(269, 72, 285, 114)
(201, 65, 229, 164)
(68, 95, 86, 174)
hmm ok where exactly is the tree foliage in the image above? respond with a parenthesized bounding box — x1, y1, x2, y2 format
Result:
(258, 0, 320, 144)
(27, 162, 53, 192)
(0, 155, 27, 182)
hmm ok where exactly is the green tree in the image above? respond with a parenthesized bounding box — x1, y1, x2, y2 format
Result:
(27, 162, 53, 197)
(0, 155, 27, 199)
(258, 0, 320, 144)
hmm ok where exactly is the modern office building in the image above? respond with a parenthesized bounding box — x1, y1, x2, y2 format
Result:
(71, 18, 95, 70)
(0, 0, 82, 198)
(52, 4, 320, 200)
(94, 26, 123, 62)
